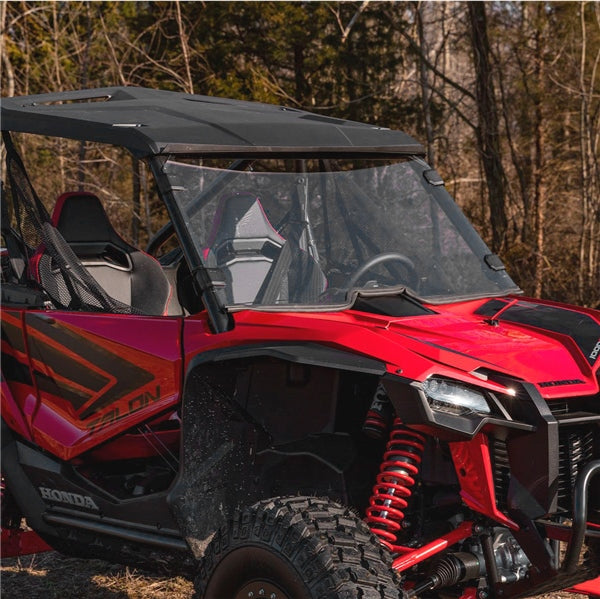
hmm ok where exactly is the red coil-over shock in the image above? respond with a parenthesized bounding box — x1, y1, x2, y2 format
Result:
(365, 414, 426, 553)
(362, 382, 392, 439)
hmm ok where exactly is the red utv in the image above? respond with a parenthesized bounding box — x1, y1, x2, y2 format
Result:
(1, 87, 598, 598)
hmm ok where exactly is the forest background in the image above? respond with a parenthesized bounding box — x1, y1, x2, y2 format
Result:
(1, 0, 599, 308)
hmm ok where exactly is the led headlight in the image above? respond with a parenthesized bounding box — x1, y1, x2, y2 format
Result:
(422, 377, 490, 416)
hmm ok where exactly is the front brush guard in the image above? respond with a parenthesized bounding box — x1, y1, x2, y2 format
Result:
(520, 459, 600, 598)
(562, 459, 600, 574)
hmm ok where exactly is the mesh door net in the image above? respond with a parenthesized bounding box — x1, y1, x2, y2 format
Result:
(3, 132, 139, 314)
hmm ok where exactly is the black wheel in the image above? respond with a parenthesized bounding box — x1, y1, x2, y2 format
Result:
(195, 495, 401, 599)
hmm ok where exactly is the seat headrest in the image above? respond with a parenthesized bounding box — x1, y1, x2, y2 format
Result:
(208, 192, 284, 248)
(52, 192, 126, 247)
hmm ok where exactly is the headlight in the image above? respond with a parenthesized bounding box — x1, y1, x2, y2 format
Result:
(422, 377, 490, 416)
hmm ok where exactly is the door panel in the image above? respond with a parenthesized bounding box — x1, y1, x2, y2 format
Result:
(1, 309, 35, 439)
(24, 311, 182, 460)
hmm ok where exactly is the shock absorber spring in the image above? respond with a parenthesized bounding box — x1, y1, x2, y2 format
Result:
(362, 382, 393, 439)
(365, 418, 426, 553)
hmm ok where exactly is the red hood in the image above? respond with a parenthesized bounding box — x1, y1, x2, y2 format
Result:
(231, 297, 599, 399)
(378, 299, 600, 398)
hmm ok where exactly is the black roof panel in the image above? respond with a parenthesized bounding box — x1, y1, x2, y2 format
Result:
(0, 87, 424, 158)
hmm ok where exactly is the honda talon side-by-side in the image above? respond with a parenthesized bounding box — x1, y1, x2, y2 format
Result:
(1, 87, 598, 599)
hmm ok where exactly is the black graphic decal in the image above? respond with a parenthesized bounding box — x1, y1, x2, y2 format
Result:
(1, 316, 27, 353)
(26, 314, 155, 420)
(86, 385, 162, 432)
(28, 339, 107, 410)
(33, 370, 93, 408)
(2, 313, 33, 386)
(1, 352, 33, 386)
(476, 300, 600, 366)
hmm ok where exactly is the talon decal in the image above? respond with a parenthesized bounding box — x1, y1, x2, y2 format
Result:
(86, 385, 162, 433)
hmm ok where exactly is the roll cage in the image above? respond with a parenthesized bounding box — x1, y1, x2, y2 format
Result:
(1, 87, 425, 332)
(1, 87, 518, 332)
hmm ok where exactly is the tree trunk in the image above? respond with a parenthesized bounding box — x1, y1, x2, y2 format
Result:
(293, 44, 310, 106)
(175, 0, 194, 94)
(467, 2, 507, 253)
(416, 2, 436, 166)
(577, 2, 600, 305)
(532, 3, 546, 298)
(0, 2, 15, 98)
(78, 2, 93, 190)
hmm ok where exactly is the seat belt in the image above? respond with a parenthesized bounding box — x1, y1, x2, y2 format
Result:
(258, 241, 293, 304)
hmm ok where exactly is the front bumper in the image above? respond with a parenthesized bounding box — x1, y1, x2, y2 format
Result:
(563, 459, 600, 573)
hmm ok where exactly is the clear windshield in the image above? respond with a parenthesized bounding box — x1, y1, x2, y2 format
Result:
(163, 158, 519, 308)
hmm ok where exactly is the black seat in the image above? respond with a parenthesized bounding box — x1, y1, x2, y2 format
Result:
(41, 192, 171, 315)
(207, 192, 327, 305)
(207, 192, 285, 304)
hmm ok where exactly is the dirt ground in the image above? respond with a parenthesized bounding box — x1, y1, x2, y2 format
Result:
(0, 550, 590, 599)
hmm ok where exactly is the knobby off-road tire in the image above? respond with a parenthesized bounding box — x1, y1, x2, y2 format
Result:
(195, 495, 401, 599)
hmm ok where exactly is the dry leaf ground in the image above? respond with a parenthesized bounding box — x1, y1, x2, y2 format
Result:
(0, 550, 589, 599)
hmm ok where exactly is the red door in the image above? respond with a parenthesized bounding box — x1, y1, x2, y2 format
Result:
(23, 310, 183, 461)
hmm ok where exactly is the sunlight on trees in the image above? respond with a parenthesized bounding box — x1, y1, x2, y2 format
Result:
(2, 1, 598, 307)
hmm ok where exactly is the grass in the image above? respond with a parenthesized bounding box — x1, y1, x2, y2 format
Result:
(0, 552, 193, 598)
(0, 551, 588, 599)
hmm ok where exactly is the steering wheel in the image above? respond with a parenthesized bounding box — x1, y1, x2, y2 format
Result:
(347, 252, 418, 291)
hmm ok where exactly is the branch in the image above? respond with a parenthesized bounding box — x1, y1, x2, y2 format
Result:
(175, 0, 194, 94)
(342, 0, 370, 43)
(328, 1, 371, 43)
(7, 4, 49, 29)
(122, 36, 188, 90)
(394, 16, 476, 102)
(0, 1, 12, 97)
(98, 9, 127, 86)
(428, 84, 477, 131)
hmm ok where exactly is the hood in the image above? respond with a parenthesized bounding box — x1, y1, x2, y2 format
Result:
(377, 298, 600, 398)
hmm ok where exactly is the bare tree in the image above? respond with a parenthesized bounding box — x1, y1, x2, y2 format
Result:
(175, 0, 194, 94)
(467, 2, 508, 253)
(577, 2, 600, 304)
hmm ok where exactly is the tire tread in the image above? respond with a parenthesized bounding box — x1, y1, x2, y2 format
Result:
(195, 495, 401, 599)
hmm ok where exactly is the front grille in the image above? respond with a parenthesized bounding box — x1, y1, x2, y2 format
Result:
(490, 437, 510, 512)
(557, 426, 595, 511)
(548, 400, 569, 415)
(549, 400, 598, 514)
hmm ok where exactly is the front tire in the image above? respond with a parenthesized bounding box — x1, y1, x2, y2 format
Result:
(195, 495, 400, 599)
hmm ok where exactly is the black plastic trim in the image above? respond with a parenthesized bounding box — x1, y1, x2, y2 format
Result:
(1, 283, 47, 308)
(150, 156, 231, 333)
(46, 504, 183, 537)
(187, 342, 386, 376)
(383, 374, 534, 440)
(0, 421, 60, 538)
(43, 512, 189, 552)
